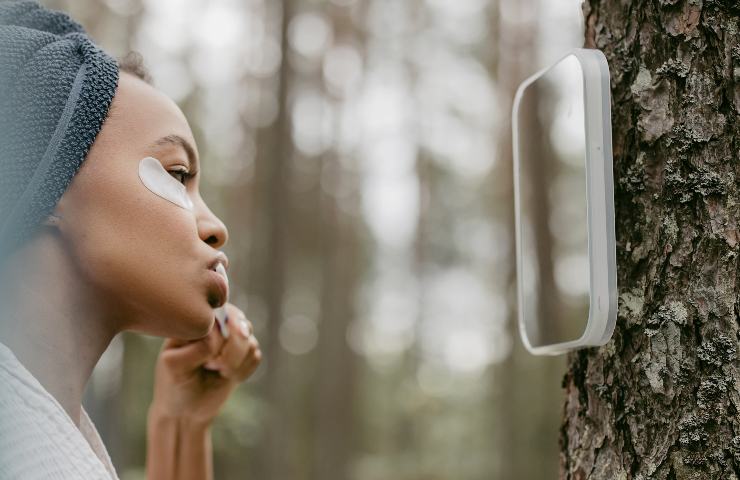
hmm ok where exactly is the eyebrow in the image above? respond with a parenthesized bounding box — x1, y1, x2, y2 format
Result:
(150, 134, 199, 170)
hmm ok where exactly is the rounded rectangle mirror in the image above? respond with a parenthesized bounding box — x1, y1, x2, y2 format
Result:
(511, 48, 617, 355)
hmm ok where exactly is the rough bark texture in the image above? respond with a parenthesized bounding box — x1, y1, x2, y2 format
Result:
(560, 1, 740, 479)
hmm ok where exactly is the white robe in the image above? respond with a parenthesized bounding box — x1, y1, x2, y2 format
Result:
(0, 341, 119, 479)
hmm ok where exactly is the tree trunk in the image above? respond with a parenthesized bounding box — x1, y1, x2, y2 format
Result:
(252, 0, 293, 478)
(311, 153, 361, 480)
(492, 0, 564, 477)
(560, 1, 740, 478)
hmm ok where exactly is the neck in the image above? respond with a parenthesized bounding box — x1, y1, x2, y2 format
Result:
(0, 233, 119, 428)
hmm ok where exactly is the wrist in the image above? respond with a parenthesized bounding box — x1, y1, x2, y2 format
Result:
(145, 404, 214, 480)
(147, 404, 213, 435)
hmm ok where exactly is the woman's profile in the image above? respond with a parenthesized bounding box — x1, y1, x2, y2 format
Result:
(0, 2, 261, 479)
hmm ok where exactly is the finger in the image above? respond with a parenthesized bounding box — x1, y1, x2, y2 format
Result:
(161, 326, 226, 373)
(233, 337, 262, 381)
(203, 305, 248, 368)
(237, 317, 253, 337)
(214, 342, 250, 378)
(214, 314, 255, 378)
(223, 304, 252, 337)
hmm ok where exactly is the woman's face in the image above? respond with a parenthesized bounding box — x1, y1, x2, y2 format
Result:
(54, 72, 229, 339)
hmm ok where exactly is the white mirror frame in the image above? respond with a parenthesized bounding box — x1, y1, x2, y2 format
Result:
(511, 48, 617, 355)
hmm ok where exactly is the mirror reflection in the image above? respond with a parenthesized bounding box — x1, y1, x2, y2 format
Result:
(517, 54, 590, 348)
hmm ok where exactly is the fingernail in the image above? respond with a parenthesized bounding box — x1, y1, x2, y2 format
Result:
(239, 320, 250, 338)
(204, 360, 220, 371)
(215, 307, 229, 339)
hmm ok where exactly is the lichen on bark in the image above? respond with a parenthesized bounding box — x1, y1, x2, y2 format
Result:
(560, 1, 740, 479)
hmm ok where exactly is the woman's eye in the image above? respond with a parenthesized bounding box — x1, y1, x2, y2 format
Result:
(168, 169, 188, 184)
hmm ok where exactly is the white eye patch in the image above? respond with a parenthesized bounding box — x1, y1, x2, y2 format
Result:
(138, 156, 194, 211)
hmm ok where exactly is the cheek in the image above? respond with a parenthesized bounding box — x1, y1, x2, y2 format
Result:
(58, 151, 214, 336)
(65, 171, 201, 309)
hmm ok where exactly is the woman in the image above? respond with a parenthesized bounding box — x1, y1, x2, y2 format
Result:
(0, 2, 261, 479)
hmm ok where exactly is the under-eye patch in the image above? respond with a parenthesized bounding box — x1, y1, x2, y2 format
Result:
(138, 156, 194, 211)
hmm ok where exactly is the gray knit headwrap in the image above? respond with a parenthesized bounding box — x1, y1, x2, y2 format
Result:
(0, 0, 119, 263)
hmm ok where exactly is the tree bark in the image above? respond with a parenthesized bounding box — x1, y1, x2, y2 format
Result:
(560, 1, 740, 478)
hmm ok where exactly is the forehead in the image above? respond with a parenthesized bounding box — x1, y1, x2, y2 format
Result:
(100, 72, 199, 162)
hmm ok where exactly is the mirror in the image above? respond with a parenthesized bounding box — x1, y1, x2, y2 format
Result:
(512, 49, 617, 355)
(518, 54, 588, 348)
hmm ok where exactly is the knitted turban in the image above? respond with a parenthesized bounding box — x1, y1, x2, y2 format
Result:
(0, 0, 119, 262)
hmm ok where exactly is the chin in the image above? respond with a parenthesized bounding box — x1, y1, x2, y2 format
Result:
(180, 306, 216, 339)
(146, 298, 215, 340)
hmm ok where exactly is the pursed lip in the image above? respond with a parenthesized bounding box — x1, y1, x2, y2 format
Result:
(208, 269, 229, 307)
(208, 253, 230, 272)
(206, 252, 230, 307)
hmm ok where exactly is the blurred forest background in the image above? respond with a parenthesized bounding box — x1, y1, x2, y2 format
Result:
(41, 0, 585, 478)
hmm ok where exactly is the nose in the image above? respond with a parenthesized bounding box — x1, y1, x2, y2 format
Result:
(196, 201, 229, 249)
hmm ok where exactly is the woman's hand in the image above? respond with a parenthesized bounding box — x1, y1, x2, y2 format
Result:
(149, 302, 262, 425)
(145, 303, 260, 480)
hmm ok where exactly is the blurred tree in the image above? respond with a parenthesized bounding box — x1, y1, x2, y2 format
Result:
(311, 147, 363, 479)
(560, 1, 740, 478)
(250, 0, 294, 477)
(310, 5, 364, 480)
(490, 0, 564, 478)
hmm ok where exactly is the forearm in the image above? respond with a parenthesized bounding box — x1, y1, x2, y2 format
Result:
(146, 406, 214, 480)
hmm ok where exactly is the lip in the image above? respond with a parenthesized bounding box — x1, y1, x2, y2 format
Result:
(208, 253, 230, 272)
(208, 269, 229, 307)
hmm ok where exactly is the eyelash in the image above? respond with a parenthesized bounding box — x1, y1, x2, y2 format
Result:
(169, 167, 196, 184)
